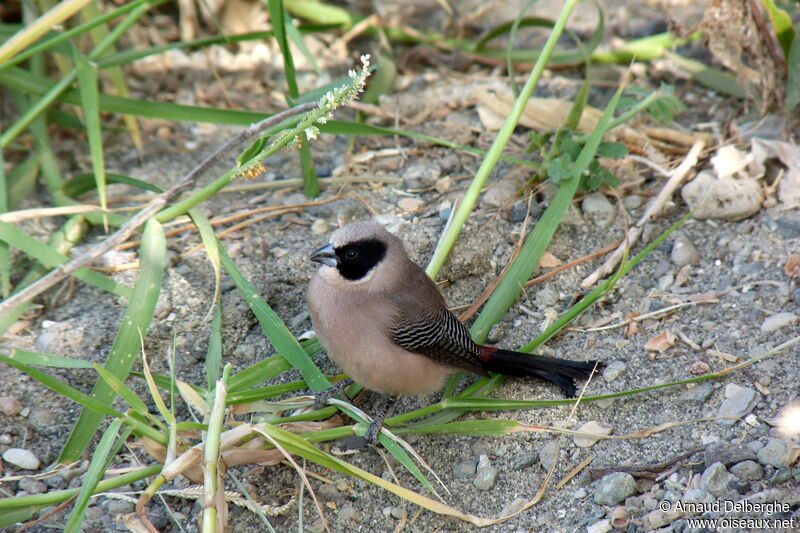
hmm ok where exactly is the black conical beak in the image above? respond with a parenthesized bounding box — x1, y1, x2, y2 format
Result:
(309, 243, 338, 267)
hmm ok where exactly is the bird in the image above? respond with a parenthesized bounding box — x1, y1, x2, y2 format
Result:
(307, 221, 602, 436)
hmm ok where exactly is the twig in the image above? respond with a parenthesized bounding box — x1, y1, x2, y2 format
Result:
(590, 446, 705, 480)
(581, 139, 705, 288)
(0, 103, 317, 316)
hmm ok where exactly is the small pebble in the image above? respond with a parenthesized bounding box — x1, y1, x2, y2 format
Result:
(770, 467, 793, 484)
(539, 441, 561, 471)
(17, 477, 47, 494)
(474, 454, 498, 491)
(683, 488, 714, 505)
(573, 421, 613, 448)
(643, 508, 684, 529)
(703, 441, 756, 468)
(271, 247, 289, 258)
(602, 360, 626, 381)
(671, 234, 700, 266)
(657, 274, 674, 291)
(757, 438, 792, 467)
(452, 459, 477, 479)
(0, 396, 23, 416)
(623, 194, 644, 210)
(585, 518, 612, 533)
(499, 497, 527, 517)
(678, 383, 713, 404)
(338, 505, 358, 522)
(2, 448, 40, 470)
(717, 386, 759, 425)
(699, 462, 732, 496)
(389, 506, 404, 519)
(593, 472, 636, 506)
(310, 218, 331, 235)
(581, 192, 615, 227)
(730, 460, 763, 480)
(760, 312, 798, 333)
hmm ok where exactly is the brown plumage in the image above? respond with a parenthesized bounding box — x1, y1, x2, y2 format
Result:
(307, 221, 601, 397)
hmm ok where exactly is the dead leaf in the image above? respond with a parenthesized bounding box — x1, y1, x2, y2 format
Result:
(645, 330, 677, 352)
(784, 255, 800, 279)
(539, 252, 563, 268)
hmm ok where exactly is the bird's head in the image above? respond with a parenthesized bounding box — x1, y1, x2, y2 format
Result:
(310, 221, 402, 288)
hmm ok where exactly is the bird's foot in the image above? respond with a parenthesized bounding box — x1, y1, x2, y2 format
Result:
(313, 378, 354, 409)
(364, 395, 396, 444)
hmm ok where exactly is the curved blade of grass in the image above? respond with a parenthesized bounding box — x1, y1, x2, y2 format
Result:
(425, 0, 581, 280)
(220, 246, 329, 392)
(59, 218, 166, 463)
(74, 48, 108, 227)
(0, 220, 129, 297)
(92, 363, 151, 419)
(469, 84, 625, 342)
(63, 419, 124, 533)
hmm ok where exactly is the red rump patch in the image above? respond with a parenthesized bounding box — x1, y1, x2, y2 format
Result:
(478, 345, 496, 362)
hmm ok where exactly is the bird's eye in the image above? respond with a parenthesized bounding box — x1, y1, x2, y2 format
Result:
(345, 249, 358, 260)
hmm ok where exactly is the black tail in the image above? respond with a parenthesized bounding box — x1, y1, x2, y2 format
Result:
(478, 346, 603, 397)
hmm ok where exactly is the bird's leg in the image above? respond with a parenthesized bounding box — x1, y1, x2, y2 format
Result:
(313, 377, 354, 408)
(365, 395, 397, 443)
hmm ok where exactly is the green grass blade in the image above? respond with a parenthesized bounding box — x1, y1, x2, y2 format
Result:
(59, 218, 166, 463)
(0, 220, 130, 298)
(469, 83, 625, 342)
(63, 419, 123, 533)
(74, 48, 108, 224)
(220, 246, 330, 391)
(0, 354, 122, 418)
(8, 349, 94, 369)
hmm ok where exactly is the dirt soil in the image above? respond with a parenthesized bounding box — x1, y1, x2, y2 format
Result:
(1, 1, 799, 532)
